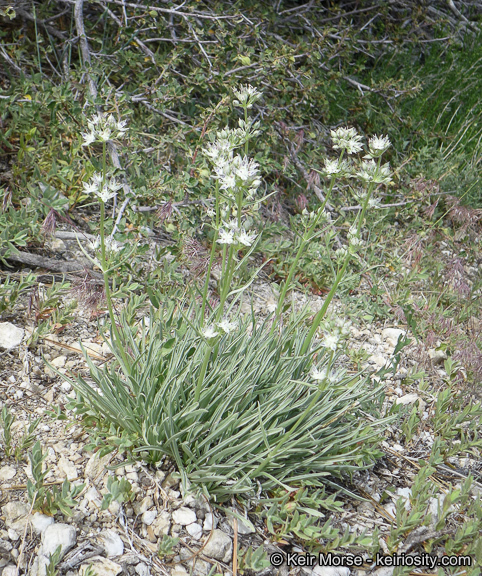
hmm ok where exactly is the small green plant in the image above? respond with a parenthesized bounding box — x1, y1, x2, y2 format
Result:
(80, 565, 98, 576)
(45, 545, 62, 576)
(27, 441, 84, 516)
(0, 273, 36, 315)
(237, 546, 271, 573)
(157, 535, 180, 559)
(0, 406, 41, 462)
(101, 475, 134, 510)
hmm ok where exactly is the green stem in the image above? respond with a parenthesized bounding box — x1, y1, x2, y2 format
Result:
(274, 175, 337, 323)
(99, 143, 129, 368)
(201, 183, 220, 325)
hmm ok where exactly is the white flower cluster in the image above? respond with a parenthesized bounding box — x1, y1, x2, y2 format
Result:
(217, 220, 257, 247)
(233, 85, 262, 109)
(82, 112, 127, 146)
(310, 365, 338, 383)
(202, 318, 238, 339)
(366, 134, 391, 158)
(331, 127, 364, 155)
(323, 158, 350, 176)
(83, 172, 123, 202)
(356, 159, 392, 185)
(347, 224, 364, 253)
(301, 207, 330, 225)
(214, 154, 261, 199)
(319, 317, 352, 350)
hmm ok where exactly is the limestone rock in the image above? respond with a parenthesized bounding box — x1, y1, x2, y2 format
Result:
(202, 529, 232, 562)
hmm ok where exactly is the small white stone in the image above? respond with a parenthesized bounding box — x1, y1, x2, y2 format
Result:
(172, 565, 190, 576)
(2, 566, 19, 576)
(381, 328, 405, 343)
(203, 513, 217, 531)
(2, 501, 30, 532)
(51, 355, 67, 368)
(202, 529, 232, 562)
(41, 523, 76, 559)
(0, 465, 16, 481)
(142, 509, 157, 526)
(395, 393, 419, 406)
(98, 529, 124, 557)
(7, 529, 19, 541)
(31, 513, 54, 535)
(58, 457, 78, 481)
(79, 557, 122, 576)
(0, 323, 24, 350)
(172, 507, 197, 526)
(135, 563, 150, 576)
(60, 381, 72, 393)
(186, 523, 203, 540)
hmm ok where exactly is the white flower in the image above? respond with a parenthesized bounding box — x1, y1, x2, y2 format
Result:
(236, 229, 256, 247)
(348, 224, 358, 238)
(323, 158, 349, 176)
(202, 326, 219, 339)
(97, 185, 116, 203)
(82, 131, 96, 146)
(233, 156, 260, 187)
(97, 126, 113, 142)
(82, 112, 128, 144)
(107, 177, 123, 193)
(331, 127, 363, 155)
(83, 179, 100, 195)
(217, 229, 235, 245)
(368, 134, 391, 157)
(322, 333, 339, 351)
(89, 236, 101, 250)
(233, 85, 262, 109)
(368, 197, 381, 208)
(310, 366, 328, 381)
(216, 319, 237, 334)
(334, 247, 347, 260)
(357, 160, 392, 185)
(225, 219, 239, 232)
(105, 237, 122, 252)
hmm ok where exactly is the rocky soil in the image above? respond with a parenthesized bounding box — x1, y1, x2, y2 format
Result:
(0, 229, 481, 576)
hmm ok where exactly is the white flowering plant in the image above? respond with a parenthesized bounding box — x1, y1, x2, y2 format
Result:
(63, 89, 398, 503)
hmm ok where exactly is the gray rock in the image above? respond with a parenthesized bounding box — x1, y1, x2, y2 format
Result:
(172, 507, 197, 526)
(57, 457, 78, 481)
(30, 513, 54, 535)
(0, 323, 24, 350)
(172, 565, 190, 576)
(226, 516, 255, 534)
(2, 501, 30, 533)
(2, 566, 20, 576)
(313, 567, 350, 576)
(135, 563, 150, 576)
(97, 530, 124, 557)
(142, 509, 157, 526)
(84, 453, 112, 480)
(79, 557, 122, 576)
(0, 465, 16, 481)
(428, 348, 447, 364)
(152, 510, 171, 537)
(203, 513, 217, 531)
(202, 529, 232, 562)
(41, 523, 76, 559)
(186, 522, 203, 540)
